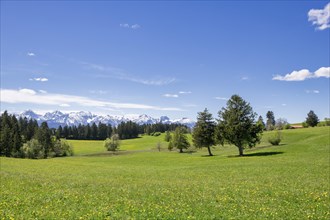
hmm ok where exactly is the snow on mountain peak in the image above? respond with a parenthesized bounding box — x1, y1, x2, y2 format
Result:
(13, 110, 195, 128)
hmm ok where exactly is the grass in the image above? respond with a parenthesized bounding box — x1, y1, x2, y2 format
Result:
(1, 127, 329, 219)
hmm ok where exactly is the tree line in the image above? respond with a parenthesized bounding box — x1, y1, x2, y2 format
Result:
(0, 111, 73, 159)
(0, 111, 186, 158)
(55, 121, 186, 140)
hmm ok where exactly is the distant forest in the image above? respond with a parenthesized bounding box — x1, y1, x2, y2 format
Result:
(0, 111, 187, 158)
(54, 121, 187, 140)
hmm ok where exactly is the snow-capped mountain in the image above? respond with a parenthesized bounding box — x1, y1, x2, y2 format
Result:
(16, 110, 196, 128)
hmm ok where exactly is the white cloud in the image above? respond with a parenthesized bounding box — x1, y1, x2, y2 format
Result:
(179, 91, 192, 94)
(215, 97, 229, 101)
(308, 3, 330, 30)
(120, 23, 141, 29)
(0, 88, 182, 111)
(29, 77, 49, 82)
(120, 23, 130, 28)
(131, 24, 141, 29)
(315, 67, 330, 78)
(306, 90, 320, 94)
(272, 69, 312, 81)
(282, 104, 287, 106)
(39, 90, 47, 94)
(163, 94, 179, 98)
(27, 52, 35, 56)
(272, 67, 330, 81)
(19, 88, 36, 95)
(241, 77, 249, 80)
(59, 104, 70, 107)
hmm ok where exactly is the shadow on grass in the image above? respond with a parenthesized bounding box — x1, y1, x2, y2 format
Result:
(244, 151, 284, 157)
(201, 154, 219, 157)
(181, 150, 198, 154)
(228, 151, 284, 158)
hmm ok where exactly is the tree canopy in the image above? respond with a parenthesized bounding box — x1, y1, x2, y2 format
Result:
(192, 109, 216, 156)
(306, 110, 319, 127)
(216, 95, 263, 156)
(170, 127, 190, 153)
(266, 111, 275, 131)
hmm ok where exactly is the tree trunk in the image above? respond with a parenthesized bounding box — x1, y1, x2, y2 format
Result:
(238, 146, 244, 156)
(207, 146, 213, 156)
(179, 148, 183, 153)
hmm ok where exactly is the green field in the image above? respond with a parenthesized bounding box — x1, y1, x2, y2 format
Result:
(1, 127, 329, 219)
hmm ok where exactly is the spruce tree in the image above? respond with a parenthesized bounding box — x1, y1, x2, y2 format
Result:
(216, 95, 263, 156)
(192, 108, 216, 156)
(0, 111, 11, 156)
(37, 122, 52, 158)
(306, 110, 319, 127)
(11, 115, 22, 156)
(266, 111, 275, 130)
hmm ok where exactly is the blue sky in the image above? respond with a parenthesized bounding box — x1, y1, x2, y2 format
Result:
(1, 1, 329, 123)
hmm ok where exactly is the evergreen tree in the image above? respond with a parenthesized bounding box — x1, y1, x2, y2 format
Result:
(306, 110, 319, 127)
(84, 124, 91, 139)
(37, 122, 52, 158)
(78, 124, 85, 139)
(192, 108, 216, 156)
(0, 111, 10, 156)
(91, 122, 98, 140)
(56, 125, 63, 140)
(18, 117, 28, 141)
(216, 95, 263, 156)
(26, 118, 38, 141)
(11, 115, 22, 156)
(266, 111, 275, 130)
(257, 116, 266, 130)
(98, 123, 108, 140)
(107, 125, 113, 138)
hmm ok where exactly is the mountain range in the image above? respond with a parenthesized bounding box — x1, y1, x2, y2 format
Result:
(14, 110, 196, 128)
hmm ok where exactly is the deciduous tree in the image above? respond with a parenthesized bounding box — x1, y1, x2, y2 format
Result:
(170, 127, 190, 153)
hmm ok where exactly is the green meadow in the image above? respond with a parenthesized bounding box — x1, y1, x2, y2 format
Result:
(1, 127, 329, 219)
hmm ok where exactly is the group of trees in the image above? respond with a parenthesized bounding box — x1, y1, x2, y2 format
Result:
(258, 111, 290, 131)
(55, 121, 185, 140)
(192, 95, 263, 156)
(165, 95, 264, 157)
(0, 111, 73, 159)
(262, 110, 326, 130)
(55, 123, 112, 140)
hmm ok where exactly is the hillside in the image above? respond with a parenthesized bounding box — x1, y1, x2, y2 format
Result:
(0, 127, 329, 219)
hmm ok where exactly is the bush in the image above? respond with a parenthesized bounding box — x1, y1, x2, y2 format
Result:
(268, 131, 282, 146)
(152, 132, 161, 137)
(52, 140, 74, 157)
(325, 118, 330, 126)
(284, 124, 292, 129)
(23, 139, 45, 159)
(104, 134, 120, 151)
(302, 122, 309, 128)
